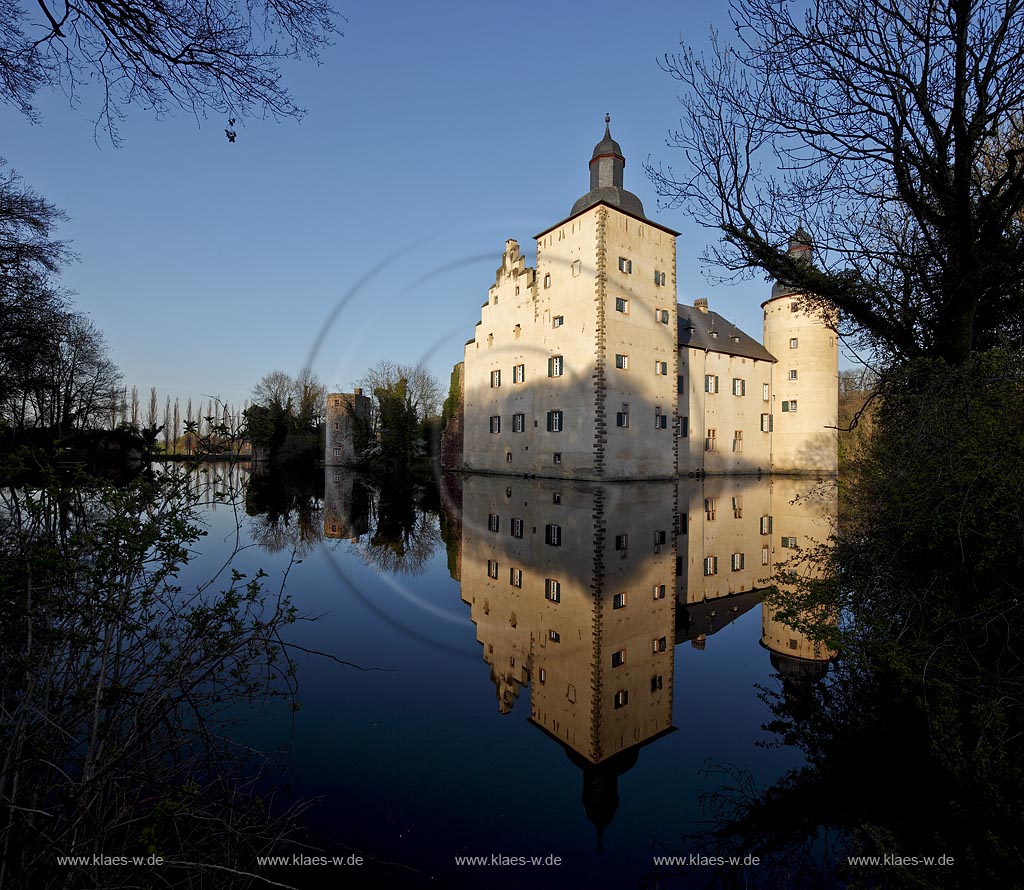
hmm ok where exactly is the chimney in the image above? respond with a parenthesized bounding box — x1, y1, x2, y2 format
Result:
(354, 387, 363, 396)
(694, 298, 709, 313)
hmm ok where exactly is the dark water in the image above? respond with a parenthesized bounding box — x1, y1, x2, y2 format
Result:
(181, 465, 835, 888)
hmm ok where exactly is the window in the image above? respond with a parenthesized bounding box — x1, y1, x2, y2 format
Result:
(546, 410, 564, 432)
(656, 361, 668, 375)
(553, 315, 564, 328)
(615, 297, 629, 313)
(732, 378, 746, 396)
(704, 374, 719, 393)
(679, 415, 689, 438)
(762, 544, 770, 565)
(782, 400, 798, 412)
(616, 405, 630, 428)
(333, 398, 341, 408)
(614, 690, 628, 708)
(763, 383, 770, 401)
(654, 270, 667, 286)
(548, 355, 564, 377)
(733, 430, 744, 452)
(511, 517, 524, 538)
(487, 559, 498, 579)
(658, 309, 670, 324)
(512, 413, 525, 433)
(703, 556, 719, 576)
(788, 369, 798, 381)
(654, 529, 667, 546)
(651, 675, 664, 692)
(790, 337, 799, 349)
(505, 452, 512, 463)
(760, 515, 773, 535)
(333, 422, 340, 431)
(677, 375, 684, 394)
(731, 552, 745, 571)
(614, 534, 628, 554)
(781, 535, 799, 549)
(618, 256, 632, 273)
(490, 369, 501, 387)
(571, 259, 581, 277)
(538, 668, 547, 684)
(488, 513, 500, 532)
(553, 452, 562, 464)
(489, 415, 501, 434)
(790, 301, 799, 312)
(333, 448, 341, 457)
(615, 353, 629, 369)
(653, 584, 666, 600)
(679, 512, 688, 534)
(652, 636, 668, 653)
(655, 408, 668, 429)
(545, 524, 562, 546)
(552, 492, 561, 504)
(732, 496, 743, 519)
(544, 273, 551, 288)
(705, 428, 717, 451)
(760, 413, 773, 432)
(611, 649, 626, 668)
(505, 487, 512, 497)
(549, 629, 561, 643)
(510, 567, 523, 587)
(513, 364, 525, 383)
(705, 497, 716, 521)
(545, 579, 561, 602)
(613, 592, 626, 609)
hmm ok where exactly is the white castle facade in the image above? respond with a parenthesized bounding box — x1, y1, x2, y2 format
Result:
(458, 118, 838, 479)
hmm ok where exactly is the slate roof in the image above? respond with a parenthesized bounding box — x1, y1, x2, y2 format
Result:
(677, 304, 776, 362)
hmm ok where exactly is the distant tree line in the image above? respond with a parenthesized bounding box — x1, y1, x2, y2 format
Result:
(244, 369, 326, 465)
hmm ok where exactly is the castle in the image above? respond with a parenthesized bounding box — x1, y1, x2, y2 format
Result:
(455, 118, 838, 478)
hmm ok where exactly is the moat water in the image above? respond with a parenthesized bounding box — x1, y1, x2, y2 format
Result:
(177, 463, 833, 888)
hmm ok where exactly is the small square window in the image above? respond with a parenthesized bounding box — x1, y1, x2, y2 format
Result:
(760, 515, 773, 535)
(615, 353, 629, 370)
(552, 492, 561, 504)
(614, 533, 628, 553)
(510, 567, 523, 587)
(658, 309, 670, 324)
(538, 668, 547, 683)
(656, 361, 668, 375)
(547, 410, 564, 432)
(553, 452, 562, 464)
(617, 257, 632, 274)
(732, 378, 746, 396)
(782, 535, 799, 549)
(544, 273, 551, 288)
(505, 452, 512, 463)
(705, 428, 717, 451)
(613, 592, 626, 609)
(546, 524, 562, 546)
(548, 355, 564, 377)
(490, 369, 501, 387)
(654, 529, 667, 546)
(611, 649, 626, 668)
(731, 552, 745, 571)
(651, 675, 663, 692)
(545, 579, 561, 602)
(652, 636, 668, 653)
(571, 260, 581, 277)
(654, 270, 666, 286)
(487, 559, 499, 579)
(614, 690, 628, 708)
(548, 629, 560, 643)
(789, 369, 798, 381)
(513, 364, 525, 383)
(553, 315, 564, 328)
(489, 415, 501, 434)
(763, 383, 770, 402)
(488, 513, 500, 532)
(655, 409, 668, 429)
(790, 337, 799, 349)
(615, 297, 629, 313)
(654, 584, 666, 599)
(513, 413, 525, 433)
(511, 517, 524, 538)
(703, 556, 718, 576)
(704, 374, 719, 393)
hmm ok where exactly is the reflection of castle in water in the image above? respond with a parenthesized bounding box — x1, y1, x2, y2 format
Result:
(451, 473, 835, 840)
(324, 471, 370, 541)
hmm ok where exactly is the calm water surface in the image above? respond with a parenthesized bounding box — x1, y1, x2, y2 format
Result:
(181, 465, 834, 888)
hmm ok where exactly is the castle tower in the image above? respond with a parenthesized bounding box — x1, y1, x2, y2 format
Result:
(762, 227, 839, 474)
(325, 389, 371, 466)
(461, 116, 680, 479)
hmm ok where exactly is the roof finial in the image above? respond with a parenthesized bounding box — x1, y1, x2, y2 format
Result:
(604, 112, 611, 133)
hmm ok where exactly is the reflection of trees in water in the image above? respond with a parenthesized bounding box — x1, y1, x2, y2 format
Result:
(244, 466, 324, 559)
(0, 470, 306, 888)
(351, 480, 441, 577)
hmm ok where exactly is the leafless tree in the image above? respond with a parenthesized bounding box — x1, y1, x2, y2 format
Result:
(0, 0, 342, 141)
(355, 360, 442, 426)
(147, 386, 158, 431)
(649, 0, 1024, 364)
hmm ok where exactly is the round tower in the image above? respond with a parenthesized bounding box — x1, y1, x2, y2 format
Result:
(762, 226, 839, 474)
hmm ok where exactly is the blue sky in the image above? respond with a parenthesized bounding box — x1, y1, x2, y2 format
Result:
(4, 0, 798, 412)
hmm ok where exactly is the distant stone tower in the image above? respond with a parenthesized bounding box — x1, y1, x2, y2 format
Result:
(762, 227, 839, 474)
(325, 389, 371, 466)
